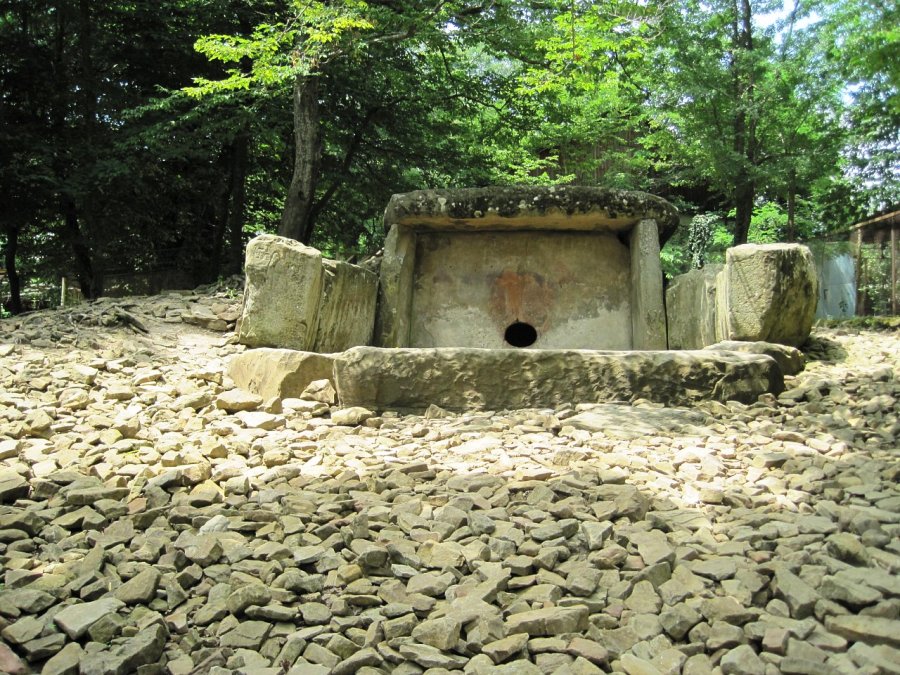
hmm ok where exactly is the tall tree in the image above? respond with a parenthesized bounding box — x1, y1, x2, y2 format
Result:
(190, 0, 540, 244)
(650, 0, 780, 244)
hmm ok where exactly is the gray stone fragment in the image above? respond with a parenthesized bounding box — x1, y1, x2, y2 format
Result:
(331, 406, 374, 426)
(825, 615, 900, 648)
(690, 557, 737, 581)
(1, 615, 44, 645)
(482, 633, 529, 664)
(660, 603, 702, 640)
(397, 643, 468, 669)
(113, 568, 161, 605)
(220, 620, 272, 649)
(53, 598, 125, 640)
(227, 583, 272, 615)
(80, 624, 168, 675)
(331, 647, 383, 675)
(411, 616, 461, 651)
(774, 568, 820, 619)
(0, 471, 29, 503)
(631, 530, 675, 566)
(41, 641, 83, 675)
(504, 605, 589, 636)
(820, 575, 881, 607)
(719, 644, 766, 675)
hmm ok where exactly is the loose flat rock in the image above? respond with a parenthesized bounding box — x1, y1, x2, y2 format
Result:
(0, 292, 898, 675)
(53, 598, 125, 639)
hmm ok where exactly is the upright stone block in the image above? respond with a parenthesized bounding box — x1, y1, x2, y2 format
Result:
(374, 225, 416, 348)
(666, 265, 722, 349)
(630, 219, 667, 349)
(237, 235, 323, 351)
(314, 260, 378, 353)
(723, 244, 817, 347)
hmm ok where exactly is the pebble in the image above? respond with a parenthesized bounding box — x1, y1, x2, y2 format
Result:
(0, 294, 898, 674)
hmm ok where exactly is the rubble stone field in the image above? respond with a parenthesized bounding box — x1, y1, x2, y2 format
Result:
(1, 290, 899, 675)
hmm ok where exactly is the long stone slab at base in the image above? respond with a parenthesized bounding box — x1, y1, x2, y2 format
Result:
(230, 347, 784, 412)
(224, 347, 785, 415)
(334, 347, 783, 411)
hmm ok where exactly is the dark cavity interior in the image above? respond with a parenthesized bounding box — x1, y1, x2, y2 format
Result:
(504, 321, 538, 348)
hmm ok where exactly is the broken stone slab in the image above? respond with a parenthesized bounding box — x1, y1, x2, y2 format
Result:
(824, 615, 900, 648)
(667, 244, 817, 349)
(237, 234, 324, 351)
(53, 598, 125, 639)
(666, 265, 721, 350)
(564, 404, 708, 440)
(706, 341, 805, 376)
(0, 470, 29, 503)
(720, 244, 818, 347)
(333, 346, 783, 411)
(313, 259, 377, 353)
(227, 349, 335, 401)
(237, 234, 377, 353)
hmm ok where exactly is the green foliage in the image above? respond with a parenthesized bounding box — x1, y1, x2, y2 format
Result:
(748, 202, 786, 243)
(1, 0, 898, 309)
(687, 213, 720, 269)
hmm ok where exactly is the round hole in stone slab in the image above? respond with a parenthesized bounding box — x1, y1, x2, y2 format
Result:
(504, 321, 538, 348)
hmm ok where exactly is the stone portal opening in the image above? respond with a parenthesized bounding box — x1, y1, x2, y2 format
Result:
(504, 321, 537, 347)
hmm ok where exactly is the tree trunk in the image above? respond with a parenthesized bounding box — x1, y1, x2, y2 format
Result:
(63, 0, 103, 298)
(786, 169, 797, 241)
(62, 196, 97, 298)
(730, 0, 756, 247)
(733, 179, 754, 246)
(226, 131, 249, 275)
(3, 226, 23, 315)
(278, 74, 322, 243)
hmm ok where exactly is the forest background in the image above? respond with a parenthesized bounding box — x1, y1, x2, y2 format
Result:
(1, 0, 897, 313)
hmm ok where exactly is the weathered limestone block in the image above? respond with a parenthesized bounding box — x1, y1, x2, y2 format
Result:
(333, 347, 783, 412)
(228, 349, 335, 401)
(314, 260, 378, 353)
(706, 341, 805, 376)
(666, 266, 722, 350)
(720, 244, 817, 347)
(237, 235, 324, 351)
(630, 219, 667, 349)
(667, 244, 817, 349)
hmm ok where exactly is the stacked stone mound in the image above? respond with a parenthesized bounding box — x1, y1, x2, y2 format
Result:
(0, 307, 898, 674)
